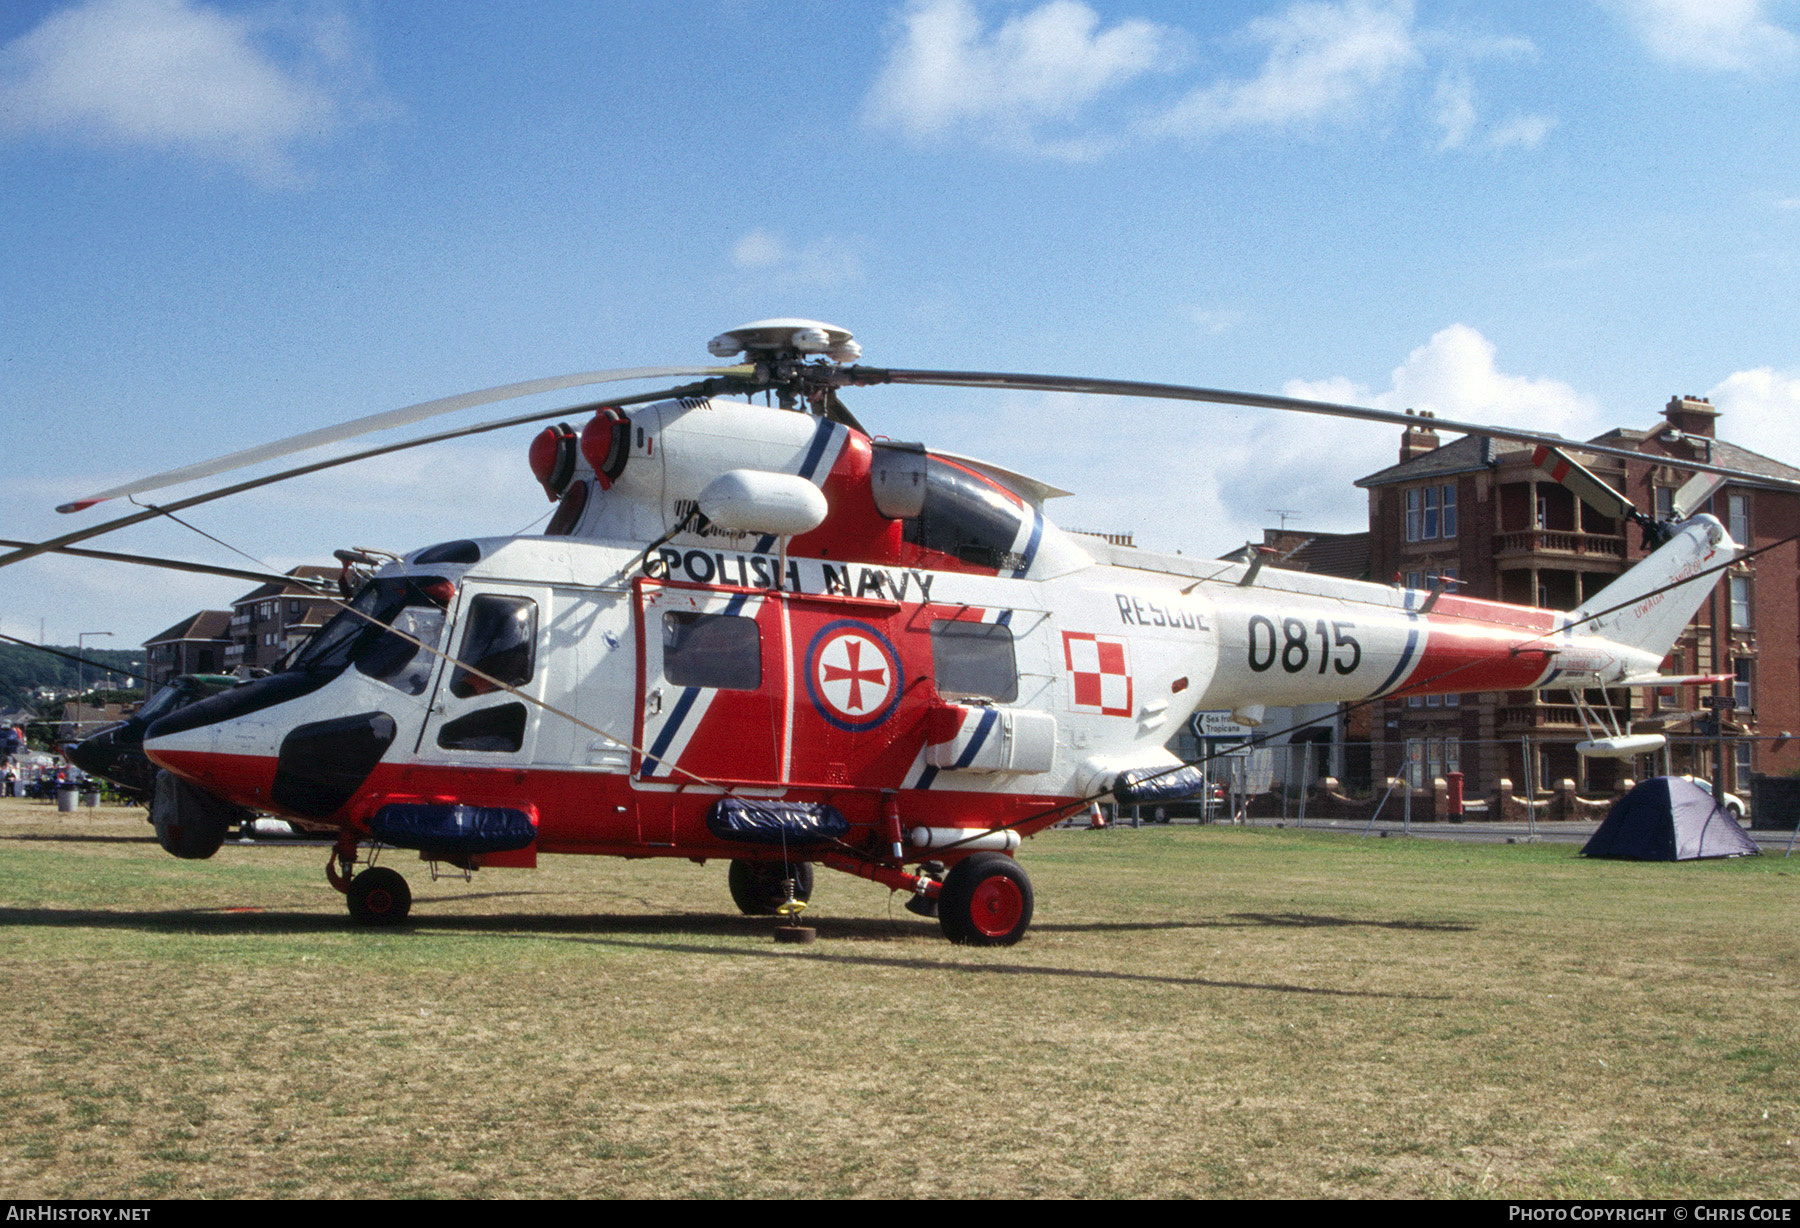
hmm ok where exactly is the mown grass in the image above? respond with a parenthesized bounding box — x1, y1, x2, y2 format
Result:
(0, 798, 1795, 1199)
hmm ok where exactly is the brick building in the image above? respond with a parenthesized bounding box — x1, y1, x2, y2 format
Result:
(223, 566, 340, 673)
(142, 610, 233, 686)
(1356, 398, 1800, 800)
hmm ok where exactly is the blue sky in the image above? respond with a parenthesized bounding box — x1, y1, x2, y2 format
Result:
(3, 0, 1800, 648)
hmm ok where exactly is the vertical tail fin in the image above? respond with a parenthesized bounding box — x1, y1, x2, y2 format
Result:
(1574, 514, 1736, 661)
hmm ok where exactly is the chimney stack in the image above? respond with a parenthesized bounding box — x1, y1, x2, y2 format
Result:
(1401, 409, 1440, 462)
(1663, 394, 1719, 439)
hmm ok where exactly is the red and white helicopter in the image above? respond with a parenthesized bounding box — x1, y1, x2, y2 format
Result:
(11, 320, 1759, 944)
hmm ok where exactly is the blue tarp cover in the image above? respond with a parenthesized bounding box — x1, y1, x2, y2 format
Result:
(371, 803, 536, 854)
(1113, 764, 1208, 804)
(707, 797, 849, 846)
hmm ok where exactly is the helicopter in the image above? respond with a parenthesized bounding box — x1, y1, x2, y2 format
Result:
(9, 319, 1772, 945)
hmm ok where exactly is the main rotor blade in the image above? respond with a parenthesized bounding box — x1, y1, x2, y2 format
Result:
(0, 539, 328, 590)
(856, 368, 1800, 495)
(2, 379, 719, 574)
(58, 363, 753, 513)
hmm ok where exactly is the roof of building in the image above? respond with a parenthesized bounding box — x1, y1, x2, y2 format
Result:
(230, 565, 338, 606)
(1357, 422, 1800, 490)
(1282, 531, 1372, 580)
(143, 610, 232, 647)
(1355, 434, 1504, 487)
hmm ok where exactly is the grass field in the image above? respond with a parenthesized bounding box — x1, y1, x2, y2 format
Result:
(0, 797, 1795, 1200)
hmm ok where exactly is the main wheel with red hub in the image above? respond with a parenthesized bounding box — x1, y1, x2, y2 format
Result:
(347, 866, 412, 926)
(938, 852, 1033, 946)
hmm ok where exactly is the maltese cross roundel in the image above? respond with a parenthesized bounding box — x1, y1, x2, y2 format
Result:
(805, 621, 904, 732)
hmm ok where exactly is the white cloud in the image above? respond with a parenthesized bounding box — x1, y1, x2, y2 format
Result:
(1431, 72, 1478, 149)
(1431, 71, 1555, 152)
(866, 0, 1549, 159)
(1707, 367, 1800, 464)
(1605, 0, 1800, 73)
(0, 0, 378, 184)
(865, 0, 1182, 158)
(1150, 0, 1420, 139)
(730, 228, 864, 288)
(1187, 306, 1246, 335)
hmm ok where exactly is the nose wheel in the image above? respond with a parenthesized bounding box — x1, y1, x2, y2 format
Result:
(346, 866, 412, 926)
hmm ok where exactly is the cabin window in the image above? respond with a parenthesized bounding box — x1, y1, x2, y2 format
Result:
(437, 702, 527, 753)
(450, 596, 538, 698)
(902, 458, 1027, 570)
(930, 619, 1019, 703)
(663, 612, 761, 690)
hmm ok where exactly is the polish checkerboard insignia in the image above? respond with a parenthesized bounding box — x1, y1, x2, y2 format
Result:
(1063, 631, 1132, 717)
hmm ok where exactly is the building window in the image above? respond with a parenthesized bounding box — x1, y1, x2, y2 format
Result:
(1728, 493, 1750, 543)
(1736, 740, 1754, 784)
(1734, 659, 1753, 711)
(1405, 484, 1456, 543)
(1654, 487, 1675, 521)
(1730, 576, 1752, 629)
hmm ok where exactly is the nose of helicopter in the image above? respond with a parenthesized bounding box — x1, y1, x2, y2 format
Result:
(141, 671, 328, 813)
(143, 710, 287, 813)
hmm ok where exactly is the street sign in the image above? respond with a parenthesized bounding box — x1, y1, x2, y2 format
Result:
(1193, 710, 1255, 739)
(1701, 695, 1738, 710)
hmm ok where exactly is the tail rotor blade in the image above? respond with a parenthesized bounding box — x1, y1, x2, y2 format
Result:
(58, 363, 752, 513)
(1530, 444, 1636, 521)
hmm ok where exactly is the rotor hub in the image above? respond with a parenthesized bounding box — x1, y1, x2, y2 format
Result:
(706, 319, 863, 410)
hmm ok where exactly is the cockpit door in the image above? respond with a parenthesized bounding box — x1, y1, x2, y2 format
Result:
(417, 585, 547, 768)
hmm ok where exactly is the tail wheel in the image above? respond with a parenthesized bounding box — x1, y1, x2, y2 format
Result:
(938, 852, 1033, 946)
(347, 866, 411, 926)
(727, 859, 813, 916)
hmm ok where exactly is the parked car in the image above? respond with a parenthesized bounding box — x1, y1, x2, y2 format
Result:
(1678, 776, 1748, 821)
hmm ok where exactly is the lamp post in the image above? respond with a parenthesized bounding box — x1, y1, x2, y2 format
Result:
(77, 631, 113, 706)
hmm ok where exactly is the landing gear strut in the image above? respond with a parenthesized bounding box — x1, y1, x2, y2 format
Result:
(328, 835, 412, 926)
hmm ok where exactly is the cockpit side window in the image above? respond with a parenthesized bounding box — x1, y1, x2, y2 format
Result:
(293, 577, 451, 686)
(355, 604, 447, 696)
(901, 458, 1026, 569)
(449, 595, 538, 698)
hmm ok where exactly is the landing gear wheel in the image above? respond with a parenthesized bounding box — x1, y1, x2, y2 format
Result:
(150, 770, 246, 861)
(938, 852, 1033, 946)
(347, 866, 411, 926)
(728, 859, 813, 916)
